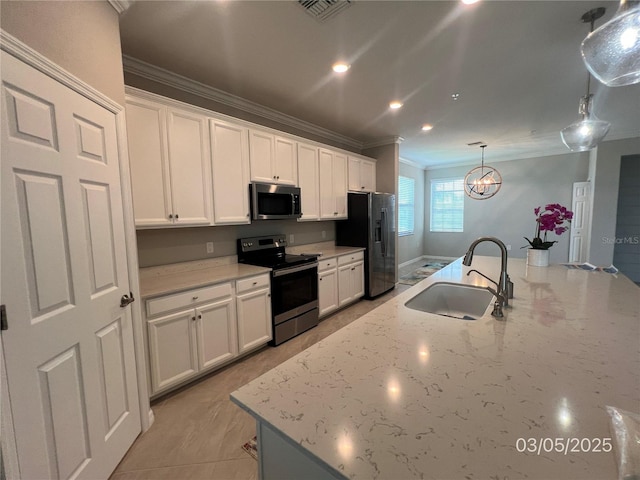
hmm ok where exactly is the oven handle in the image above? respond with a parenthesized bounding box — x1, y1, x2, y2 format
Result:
(272, 262, 318, 277)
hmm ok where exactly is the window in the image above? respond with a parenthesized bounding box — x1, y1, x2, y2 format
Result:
(430, 178, 464, 232)
(398, 175, 415, 236)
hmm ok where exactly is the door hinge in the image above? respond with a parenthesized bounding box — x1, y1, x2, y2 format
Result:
(1, 305, 7, 330)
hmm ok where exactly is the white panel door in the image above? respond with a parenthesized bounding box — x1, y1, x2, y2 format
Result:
(318, 148, 336, 219)
(249, 129, 275, 183)
(360, 159, 376, 192)
(236, 288, 272, 354)
(196, 298, 238, 371)
(297, 143, 320, 221)
(1, 51, 141, 479)
(569, 182, 591, 263)
(274, 136, 297, 185)
(348, 156, 361, 191)
(318, 269, 338, 317)
(147, 310, 198, 393)
(352, 261, 365, 299)
(333, 152, 348, 218)
(166, 107, 212, 225)
(338, 264, 353, 307)
(210, 119, 250, 224)
(124, 97, 173, 226)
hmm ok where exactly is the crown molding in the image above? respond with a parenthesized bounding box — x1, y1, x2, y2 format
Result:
(108, 0, 132, 14)
(122, 55, 363, 150)
(0, 30, 122, 114)
(362, 136, 405, 150)
(399, 157, 426, 170)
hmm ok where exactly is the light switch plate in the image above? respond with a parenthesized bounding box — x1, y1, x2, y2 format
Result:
(206, 242, 214, 254)
(289, 234, 294, 244)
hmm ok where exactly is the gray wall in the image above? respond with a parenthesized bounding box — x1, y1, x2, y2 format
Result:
(398, 161, 426, 265)
(137, 221, 336, 267)
(1, 1, 125, 105)
(588, 137, 640, 266)
(424, 152, 589, 263)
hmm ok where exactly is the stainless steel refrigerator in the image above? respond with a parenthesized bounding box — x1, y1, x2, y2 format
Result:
(336, 192, 396, 298)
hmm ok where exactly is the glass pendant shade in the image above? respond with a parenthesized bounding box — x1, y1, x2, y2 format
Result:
(581, 1, 640, 86)
(561, 94, 611, 151)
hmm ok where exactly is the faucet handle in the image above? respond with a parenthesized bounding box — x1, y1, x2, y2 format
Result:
(506, 279, 514, 299)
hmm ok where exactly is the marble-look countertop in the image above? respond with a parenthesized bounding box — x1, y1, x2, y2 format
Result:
(231, 256, 640, 479)
(287, 242, 365, 259)
(139, 257, 271, 298)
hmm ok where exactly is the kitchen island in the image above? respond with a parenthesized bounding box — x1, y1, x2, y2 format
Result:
(231, 256, 639, 479)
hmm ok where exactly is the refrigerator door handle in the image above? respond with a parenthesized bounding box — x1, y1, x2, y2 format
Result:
(381, 208, 387, 257)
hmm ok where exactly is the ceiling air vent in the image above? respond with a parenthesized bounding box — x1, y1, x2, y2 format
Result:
(298, 0, 352, 22)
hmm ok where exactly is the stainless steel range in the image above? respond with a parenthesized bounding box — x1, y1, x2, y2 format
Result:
(237, 235, 319, 345)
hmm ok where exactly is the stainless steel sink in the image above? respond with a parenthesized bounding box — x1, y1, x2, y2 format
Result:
(404, 282, 495, 320)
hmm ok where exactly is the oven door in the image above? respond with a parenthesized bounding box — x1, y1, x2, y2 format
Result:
(271, 263, 318, 325)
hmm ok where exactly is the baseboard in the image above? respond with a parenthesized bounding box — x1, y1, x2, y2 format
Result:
(147, 408, 155, 429)
(399, 255, 457, 269)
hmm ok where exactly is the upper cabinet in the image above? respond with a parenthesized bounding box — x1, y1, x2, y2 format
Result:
(249, 129, 297, 185)
(319, 148, 348, 219)
(126, 95, 212, 228)
(348, 155, 376, 192)
(210, 119, 251, 224)
(297, 142, 320, 221)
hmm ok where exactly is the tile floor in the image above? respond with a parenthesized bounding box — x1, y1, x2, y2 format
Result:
(110, 283, 411, 480)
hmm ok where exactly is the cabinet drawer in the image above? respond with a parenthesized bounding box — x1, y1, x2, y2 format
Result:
(338, 251, 364, 266)
(236, 274, 270, 294)
(146, 282, 232, 317)
(318, 257, 337, 272)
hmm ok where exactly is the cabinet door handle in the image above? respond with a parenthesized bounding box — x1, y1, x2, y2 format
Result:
(192, 316, 196, 321)
(168, 214, 173, 219)
(192, 296, 199, 300)
(198, 314, 202, 319)
(175, 214, 179, 219)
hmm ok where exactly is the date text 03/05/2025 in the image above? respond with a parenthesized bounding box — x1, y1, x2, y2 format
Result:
(516, 437, 612, 456)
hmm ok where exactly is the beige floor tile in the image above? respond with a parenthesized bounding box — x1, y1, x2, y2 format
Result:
(112, 285, 410, 479)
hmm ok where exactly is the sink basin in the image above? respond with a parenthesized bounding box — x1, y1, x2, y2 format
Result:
(404, 282, 494, 320)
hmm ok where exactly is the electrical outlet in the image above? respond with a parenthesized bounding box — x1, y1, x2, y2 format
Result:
(206, 242, 214, 254)
(322, 230, 326, 239)
(506, 244, 512, 251)
(289, 234, 294, 244)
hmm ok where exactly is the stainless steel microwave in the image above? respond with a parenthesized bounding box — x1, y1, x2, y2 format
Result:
(250, 183, 302, 220)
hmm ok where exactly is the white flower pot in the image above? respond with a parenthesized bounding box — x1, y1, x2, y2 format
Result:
(527, 248, 550, 267)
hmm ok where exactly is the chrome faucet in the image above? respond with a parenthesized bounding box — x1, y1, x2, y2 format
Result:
(463, 237, 514, 315)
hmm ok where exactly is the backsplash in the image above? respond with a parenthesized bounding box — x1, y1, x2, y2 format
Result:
(136, 220, 336, 267)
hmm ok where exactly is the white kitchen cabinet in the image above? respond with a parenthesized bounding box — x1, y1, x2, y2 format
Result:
(147, 309, 198, 393)
(210, 119, 251, 224)
(146, 282, 236, 395)
(236, 274, 272, 353)
(348, 155, 376, 192)
(297, 142, 320, 221)
(126, 94, 212, 227)
(249, 129, 297, 185)
(318, 258, 338, 317)
(337, 252, 365, 307)
(319, 148, 348, 219)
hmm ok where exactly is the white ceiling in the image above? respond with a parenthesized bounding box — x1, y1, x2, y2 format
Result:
(118, 0, 640, 168)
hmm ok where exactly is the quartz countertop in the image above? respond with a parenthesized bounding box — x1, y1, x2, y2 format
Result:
(139, 257, 271, 298)
(231, 256, 640, 479)
(288, 242, 365, 259)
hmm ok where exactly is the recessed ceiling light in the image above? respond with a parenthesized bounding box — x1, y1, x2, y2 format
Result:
(461, 0, 481, 4)
(389, 101, 403, 109)
(451, 93, 460, 100)
(421, 124, 433, 131)
(332, 62, 350, 73)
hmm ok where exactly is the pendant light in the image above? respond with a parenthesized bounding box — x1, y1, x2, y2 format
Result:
(561, 8, 611, 152)
(581, 0, 640, 87)
(464, 145, 502, 200)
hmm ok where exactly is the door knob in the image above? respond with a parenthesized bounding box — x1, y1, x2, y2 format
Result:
(120, 292, 135, 308)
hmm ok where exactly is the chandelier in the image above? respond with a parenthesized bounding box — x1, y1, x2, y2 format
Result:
(464, 145, 502, 200)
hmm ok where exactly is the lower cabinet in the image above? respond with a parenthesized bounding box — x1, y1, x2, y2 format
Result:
(236, 274, 272, 354)
(145, 273, 271, 397)
(318, 251, 364, 318)
(318, 258, 339, 317)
